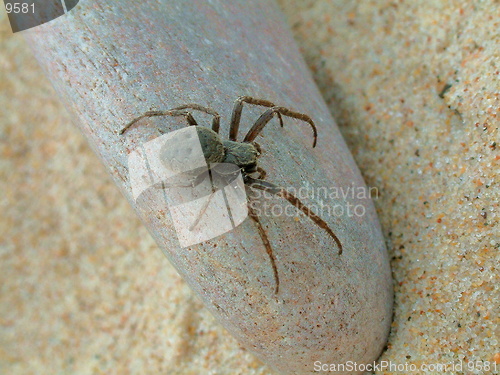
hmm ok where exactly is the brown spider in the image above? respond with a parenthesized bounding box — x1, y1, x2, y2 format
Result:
(121, 96, 342, 293)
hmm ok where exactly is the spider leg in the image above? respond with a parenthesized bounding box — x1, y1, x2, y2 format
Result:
(243, 107, 318, 148)
(246, 177, 342, 254)
(247, 201, 280, 294)
(153, 168, 210, 190)
(254, 167, 267, 180)
(187, 168, 219, 231)
(153, 169, 216, 231)
(170, 104, 221, 133)
(229, 96, 284, 141)
(189, 189, 217, 231)
(120, 109, 198, 135)
(252, 141, 262, 155)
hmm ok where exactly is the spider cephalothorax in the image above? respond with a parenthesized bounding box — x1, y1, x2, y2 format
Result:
(121, 96, 342, 294)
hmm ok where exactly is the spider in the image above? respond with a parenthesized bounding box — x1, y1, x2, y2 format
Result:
(120, 96, 342, 293)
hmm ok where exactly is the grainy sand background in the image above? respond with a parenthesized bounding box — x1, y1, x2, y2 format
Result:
(1, 1, 499, 374)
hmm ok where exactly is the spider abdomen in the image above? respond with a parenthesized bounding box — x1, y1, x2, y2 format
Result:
(195, 126, 225, 164)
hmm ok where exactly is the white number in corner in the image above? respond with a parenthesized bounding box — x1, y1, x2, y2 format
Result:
(5, 2, 35, 14)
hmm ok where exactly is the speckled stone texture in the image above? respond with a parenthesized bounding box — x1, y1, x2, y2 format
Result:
(1, 1, 499, 375)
